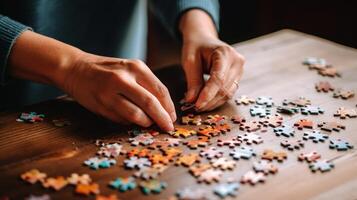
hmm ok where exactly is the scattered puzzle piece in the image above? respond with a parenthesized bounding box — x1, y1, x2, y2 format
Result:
(139, 179, 167, 194)
(217, 136, 241, 148)
(303, 57, 327, 68)
(204, 115, 227, 125)
(276, 105, 299, 115)
(334, 107, 357, 119)
(21, 169, 47, 184)
(250, 105, 271, 117)
(149, 138, 182, 150)
(197, 168, 223, 183)
(283, 97, 311, 107)
(253, 160, 278, 174)
(235, 95, 255, 105)
(109, 177, 136, 192)
(124, 157, 151, 169)
(230, 146, 256, 160)
(84, 157, 116, 170)
(210, 157, 236, 170)
(181, 114, 202, 125)
(237, 133, 263, 145)
(298, 151, 321, 163)
(198, 125, 221, 137)
(128, 128, 159, 137)
(256, 96, 274, 107)
(329, 139, 354, 151)
(96, 194, 119, 200)
(333, 89, 355, 99)
(281, 139, 304, 151)
(184, 136, 210, 149)
(75, 183, 100, 196)
(214, 182, 240, 198)
(303, 130, 329, 143)
(241, 170, 266, 185)
(318, 121, 345, 132)
(294, 119, 313, 130)
(175, 153, 200, 167)
(261, 149, 287, 162)
(231, 115, 246, 124)
(189, 163, 212, 177)
(315, 81, 334, 93)
(24, 194, 50, 200)
(16, 112, 45, 123)
(169, 127, 197, 138)
(176, 187, 206, 200)
(301, 105, 324, 115)
(260, 114, 283, 127)
(67, 173, 91, 185)
(52, 119, 71, 127)
(97, 143, 124, 158)
(129, 133, 154, 146)
(161, 147, 182, 158)
(200, 147, 224, 160)
(309, 160, 334, 172)
(149, 153, 171, 165)
(127, 148, 152, 158)
(134, 164, 168, 180)
(318, 66, 341, 77)
(239, 121, 262, 132)
(274, 124, 295, 137)
(42, 176, 68, 191)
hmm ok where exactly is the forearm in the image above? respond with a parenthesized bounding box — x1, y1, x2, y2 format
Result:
(8, 30, 82, 87)
(179, 9, 218, 39)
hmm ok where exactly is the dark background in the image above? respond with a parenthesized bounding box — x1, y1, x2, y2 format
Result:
(219, 0, 357, 48)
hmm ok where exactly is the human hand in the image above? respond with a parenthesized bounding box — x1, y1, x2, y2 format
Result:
(62, 53, 176, 131)
(180, 10, 245, 111)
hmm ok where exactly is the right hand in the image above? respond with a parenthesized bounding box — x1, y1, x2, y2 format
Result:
(61, 52, 176, 131)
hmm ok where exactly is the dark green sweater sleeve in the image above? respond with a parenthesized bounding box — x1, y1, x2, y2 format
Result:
(0, 15, 32, 86)
(150, 0, 220, 39)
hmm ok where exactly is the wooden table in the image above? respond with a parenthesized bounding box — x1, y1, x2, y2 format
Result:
(1, 29, 357, 200)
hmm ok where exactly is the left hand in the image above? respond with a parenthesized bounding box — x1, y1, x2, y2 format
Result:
(180, 10, 245, 112)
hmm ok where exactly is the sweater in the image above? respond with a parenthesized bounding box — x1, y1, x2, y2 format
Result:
(0, 0, 219, 109)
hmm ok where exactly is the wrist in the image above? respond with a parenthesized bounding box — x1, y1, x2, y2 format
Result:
(9, 31, 83, 89)
(179, 9, 218, 41)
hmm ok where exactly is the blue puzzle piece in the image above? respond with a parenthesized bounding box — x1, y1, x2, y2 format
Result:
(256, 96, 274, 107)
(109, 177, 137, 192)
(329, 139, 354, 151)
(84, 157, 116, 170)
(214, 182, 240, 198)
(274, 124, 295, 137)
(309, 160, 334, 172)
(303, 130, 329, 143)
(230, 146, 256, 160)
(250, 105, 271, 117)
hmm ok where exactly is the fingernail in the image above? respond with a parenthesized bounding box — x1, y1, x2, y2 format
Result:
(170, 112, 177, 122)
(166, 122, 174, 131)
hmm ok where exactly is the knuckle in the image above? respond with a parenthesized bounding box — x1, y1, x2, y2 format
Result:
(143, 96, 156, 109)
(129, 59, 146, 69)
(155, 84, 170, 98)
(128, 109, 143, 123)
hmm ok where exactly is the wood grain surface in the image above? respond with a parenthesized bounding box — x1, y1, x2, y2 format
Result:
(1, 29, 357, 200)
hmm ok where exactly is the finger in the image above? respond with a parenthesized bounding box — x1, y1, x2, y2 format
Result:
(195, 48, 231, 109)
(182, 49, 204, 102)
(120, 82, 174, 131)
(110, 94, 153, 127)
(199, 63, 240, 111)
(133, 60, 177, 122)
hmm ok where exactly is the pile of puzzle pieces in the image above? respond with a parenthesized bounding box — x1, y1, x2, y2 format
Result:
(16, 57, 356, 199)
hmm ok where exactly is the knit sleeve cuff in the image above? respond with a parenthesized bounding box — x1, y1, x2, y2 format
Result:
(0, 15, 32, 86)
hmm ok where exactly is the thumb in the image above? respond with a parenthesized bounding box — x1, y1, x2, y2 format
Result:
(182, 51, 204, 103)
